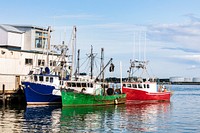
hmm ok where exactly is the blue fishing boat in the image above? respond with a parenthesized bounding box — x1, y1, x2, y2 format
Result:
(22, 72, 68, 105)
(21, 26, 76, 105)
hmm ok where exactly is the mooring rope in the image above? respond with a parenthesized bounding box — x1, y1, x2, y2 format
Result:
(27, 85, 54, 96)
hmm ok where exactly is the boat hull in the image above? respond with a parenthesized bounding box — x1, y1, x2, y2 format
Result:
(122, 87, 171, 102)
(61, 89, 126, 106)
(22, 82, 61, 105)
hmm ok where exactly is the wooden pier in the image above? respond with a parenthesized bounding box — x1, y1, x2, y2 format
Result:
(0, 84, 26, 105)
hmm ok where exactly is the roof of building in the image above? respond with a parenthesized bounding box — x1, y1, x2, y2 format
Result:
(0, 24, 24, 33)
(12, 25, 53, 32)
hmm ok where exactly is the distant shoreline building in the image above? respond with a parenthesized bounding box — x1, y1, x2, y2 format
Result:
(169, 76, 200, 84)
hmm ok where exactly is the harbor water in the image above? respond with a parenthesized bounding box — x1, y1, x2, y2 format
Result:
(0, 85, 200, 132)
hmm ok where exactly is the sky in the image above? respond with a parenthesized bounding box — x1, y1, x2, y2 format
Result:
(1, 0, 200, 78)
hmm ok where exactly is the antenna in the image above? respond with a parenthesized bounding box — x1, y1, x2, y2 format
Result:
(139, 31, 141, 61)
(133, 32, 136, 60)
(144, 32, 146, 61)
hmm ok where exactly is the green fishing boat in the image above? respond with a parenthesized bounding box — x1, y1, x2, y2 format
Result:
(61, 82, 126, 106)
(61, 46, 126, 106)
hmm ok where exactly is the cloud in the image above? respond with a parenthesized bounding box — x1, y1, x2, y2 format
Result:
(171, 54, 200, 66)
(187, 65, 200, 70)
(147, 15, 200, 50)
(162, 47, 200, 53)
(184, 13, 200, 22)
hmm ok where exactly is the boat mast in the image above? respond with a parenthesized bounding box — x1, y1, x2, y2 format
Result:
(75, 49, 80, 80)
(70, 26, 77, 78)
(90, 45, 94, 79)
(120, 61, 123, 91)
(47, 26, 51, 68)
(100, 48, 104, 81)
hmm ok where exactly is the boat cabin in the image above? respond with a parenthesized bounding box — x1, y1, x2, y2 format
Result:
(66, 81, 101, 94)
(123, 82, 157, 93)
(30, 74, 66, 86)
(65, 80, 120, 95)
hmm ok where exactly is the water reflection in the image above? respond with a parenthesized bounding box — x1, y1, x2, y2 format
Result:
(60, 105, 121, 132)
(124, 102, 171, 132)
(60, 102, 171, 132)
(24, 105, 61, 132)
(0, 102, 171, 132)
(0, 105, 26, 133)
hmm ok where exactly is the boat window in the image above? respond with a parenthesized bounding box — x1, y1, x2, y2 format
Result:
(82, 83, 86, 87)
(132, 84, 137, 88)
(72, 82, 76, 87)
(88, 83, 93, 87)
(127, 84, 131, 87)
(46, 77, 49, 82)
(60, 81, 63, 85)
(39, 76, 43, 81)
(67, 82, 71, 87)
(147, 84, 150, 88)
(138, 84, 143, 88)
(34, 75, 38, 81)
(50, 77, 53, 83)
(143, 84, 146, 88)
(105, 84, 108, 88)
(123, 84, 126, 87)
(77, 83, 81, 87)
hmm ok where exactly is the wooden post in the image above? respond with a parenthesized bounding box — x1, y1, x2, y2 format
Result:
(2, 84, 5, 105)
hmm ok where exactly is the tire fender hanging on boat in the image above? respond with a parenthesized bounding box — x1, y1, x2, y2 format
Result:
(114, 99, 118, 104)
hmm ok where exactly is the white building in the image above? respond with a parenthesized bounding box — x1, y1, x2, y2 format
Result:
(193, 77, 200, 82)
(0, 24, 66, 93)
(169, 76, 185, 83)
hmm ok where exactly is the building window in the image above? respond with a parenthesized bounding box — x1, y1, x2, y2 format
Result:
(50, 60, 57, 66)
(35, 31, 48, 49)
(25, 58, 33, 65)
(38, 59, 45, 66)
(35, 38, 42, 48)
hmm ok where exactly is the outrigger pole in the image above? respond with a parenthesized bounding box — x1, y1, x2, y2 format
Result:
(95, 58, 113, 82)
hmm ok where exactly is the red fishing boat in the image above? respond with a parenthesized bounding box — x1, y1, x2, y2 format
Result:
(122, 60, 172, 103)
